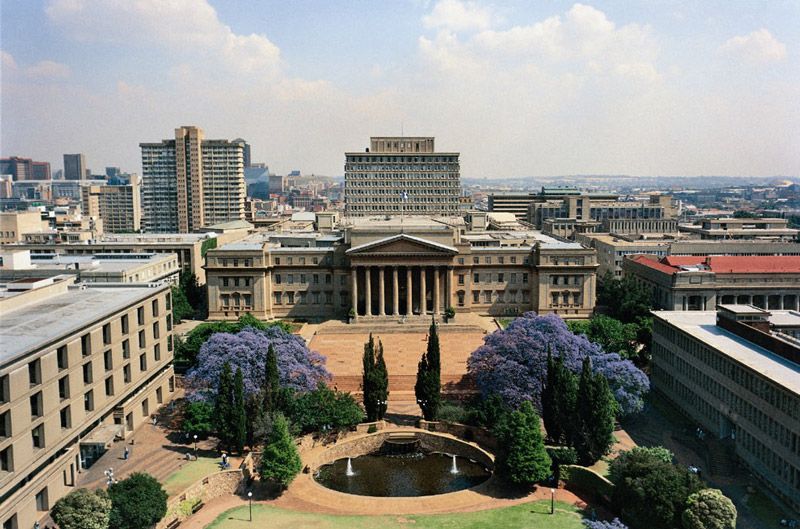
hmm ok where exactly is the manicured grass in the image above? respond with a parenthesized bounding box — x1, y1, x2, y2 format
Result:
(206, 501, 584, 529)
(162, 456, 221, 497)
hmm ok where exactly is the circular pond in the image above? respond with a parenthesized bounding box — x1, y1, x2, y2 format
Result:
(314, 452, 491, 497)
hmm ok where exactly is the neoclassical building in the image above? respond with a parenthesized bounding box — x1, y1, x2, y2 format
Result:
(205, 216, 598, 321)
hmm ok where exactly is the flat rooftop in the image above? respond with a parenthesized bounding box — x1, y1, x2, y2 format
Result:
(0, 284, 167, 367)
(653, 310, 800, 395)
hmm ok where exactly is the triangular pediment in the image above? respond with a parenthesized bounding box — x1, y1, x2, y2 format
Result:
(346, 234, 458, 256)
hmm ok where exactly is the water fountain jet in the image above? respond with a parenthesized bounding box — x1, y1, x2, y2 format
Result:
(345, 457, 355, 477)
(450, 454, 459, 474)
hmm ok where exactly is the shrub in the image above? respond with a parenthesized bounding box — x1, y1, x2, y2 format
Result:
(682, 488, 737, 529)
(108, 473, 168, 529)
(51, 488, 112, 529)
(437, 400, 468, 423)
(561, 465, 615, 498)
(494, 401, 551, 486)
(367, 424, 378, 434)
(182, 400, 214, 438)
(286, 383, 365, 435)
(584, 519, 629, 529)
(547, 446, 578, 466)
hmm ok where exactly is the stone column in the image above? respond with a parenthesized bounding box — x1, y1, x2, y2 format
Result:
(446, 267, 453, 311)
(406, 267, 413, 316)
(378, 267, 386, 316)
(392, 267, 400, 316)
(419, 266, 427, 316)
(365, 266, 372, 316)
(433, 266, 441, 314)
(351, 267, 358, 317)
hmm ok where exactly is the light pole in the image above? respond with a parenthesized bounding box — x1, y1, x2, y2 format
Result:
(193, 434, 198, 459)
(247, 491, 253, 522)
(550, 488, 555, 515)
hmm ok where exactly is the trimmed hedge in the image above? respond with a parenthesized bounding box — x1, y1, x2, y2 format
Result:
(561, 464, 614, 499)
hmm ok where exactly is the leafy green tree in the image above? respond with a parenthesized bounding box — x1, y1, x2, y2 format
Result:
(232, 367, 247, 452)
(611, 449, 703, 529)
(264, 343, 280, 411)
(494, 401, 552, 486)
(415, 319, 441, 420)
(287, 383, 365, 434)
(171, 285, 194, 324)
(608, 446, 674, 483)
(374, 339, 389, 420)
(213, 362, 235, 449)
(541, 352, 578, 445)
(179, 271, 207, 319)
(574, 357, 616, 465)
(464, 393, 511, 429)
(259, 413, 302, 489)
(108, 473, 167, 529)
(182, 400, 214, 438)
(597, 272, 654, 324)
(682, 488, 737, 529)
(362, 335, 389, 422)
(568, 315, 641, 361)
(51, 488, 111, 529)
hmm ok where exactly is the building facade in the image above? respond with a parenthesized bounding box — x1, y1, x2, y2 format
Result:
(0, 211, 46, 244)
(679, 217, 798, 241)
(63, 154, 87, 181)
(205, 217, 598, 321)
(0, 158, 51, 181)
(0, 277, 175, 529)
(140, 126, 246, 233)
(624, 255, 800, 312)
(651, 306, 800, 511)
(344, 137, 460, 217)
(81, 175, 142, 233)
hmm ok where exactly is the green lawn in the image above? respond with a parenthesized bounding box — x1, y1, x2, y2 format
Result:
(162, 456, 221, 497)
(206, 501, 584, 529)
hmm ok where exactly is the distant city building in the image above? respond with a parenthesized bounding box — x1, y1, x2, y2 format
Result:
(81, 175, 142, 233)
(651, 306, 800, 511)
(0, 210, 46, 244)
(63, 153, 87, 180)
(679, 217, 798, 241)
(140, 126, 246, 233)
(0, 157, 51, 181)
(105, 166, 122, 179)
(624, 254, 800, 311)
(0, 276, 175, 529)
(268, 174, 287, 195)
(345, 137, 460, 217)
(233, 138, 251, 167)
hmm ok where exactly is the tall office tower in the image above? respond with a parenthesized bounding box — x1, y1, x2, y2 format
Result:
(63, 153, 87, 180)
(233, 138, 251, 167)
(31, 161, 51, 180)
(0, 157, 50, 181)
(105, 166, 122, 179)
(344, 136, 461, 217)
(140, 126, 245, 233)
(81, 174, 142, 233)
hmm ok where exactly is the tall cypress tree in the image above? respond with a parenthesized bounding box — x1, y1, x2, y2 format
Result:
(213, 362, 234, 449)
(574, 357, 615, 465)
(415, 319, 441, 420)
(542, 352, 578, 445)
(541, 351, 557, 442)
(362, 334, 378, 421)
(264, 343, 280, 411)
(232, 367, 247, 453)
(375, 339, 389, 420)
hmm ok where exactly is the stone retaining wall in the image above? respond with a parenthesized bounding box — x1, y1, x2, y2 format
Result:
(417, 420, 498, 452)
(156, 466, 246, 528)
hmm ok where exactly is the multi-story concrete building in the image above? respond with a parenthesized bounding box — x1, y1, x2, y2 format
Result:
(0, 211, 46, 244)
(0, 157, 51, 181)
(205, 216, 598, 321)
(624, 255, 800, 311)
(63, 154, 87, 181)
(651, 306, 800, 511)
(345, 137, 460, 217)
(0, 276, 175, 529)
(0, 250, 180, 285)
(140, 126, 246, 233)
(81, 176, 142, 233)
(679, 217, 798, 241)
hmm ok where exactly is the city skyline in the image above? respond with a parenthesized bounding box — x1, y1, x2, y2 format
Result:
(1, 0, 799, 178)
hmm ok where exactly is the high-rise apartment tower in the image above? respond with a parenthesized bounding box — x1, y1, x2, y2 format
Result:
(63, 153, 87, 180)
(344, 137, 460, 217)
(140, 126, 245, 233)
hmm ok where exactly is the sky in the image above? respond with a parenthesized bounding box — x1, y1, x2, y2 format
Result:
(1, 0, 799, 179)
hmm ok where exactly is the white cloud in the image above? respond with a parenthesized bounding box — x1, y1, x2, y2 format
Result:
(25, 60, 71, 78)
(1, 50, 17, 70)
(45, 0, 281, 75)
(720, 28, 787, 64)
(422, 0, 497, 32)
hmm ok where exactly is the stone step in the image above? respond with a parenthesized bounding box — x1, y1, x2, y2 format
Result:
(317, 321, 484, 335)
(332, 374, 473, 393)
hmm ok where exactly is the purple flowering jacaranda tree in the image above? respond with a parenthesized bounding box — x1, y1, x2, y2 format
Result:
(467, 312, 649, 416)
(185, 326, 330, 400)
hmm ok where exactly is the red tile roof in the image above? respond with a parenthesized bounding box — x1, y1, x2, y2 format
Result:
(630, 255, 800, 275)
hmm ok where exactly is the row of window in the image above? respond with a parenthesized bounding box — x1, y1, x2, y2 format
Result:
(274, 273, 335, 286)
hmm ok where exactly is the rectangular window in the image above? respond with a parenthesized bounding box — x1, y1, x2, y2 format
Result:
(154, 344, 161, 361)
(139, 353, 147, 372)
(498, 256, 505, 264)
(473, 273, 479, 283)
(300, 274, 306, 284)
(510, 256, 517, 264)
(137, 306, 144, 325)
(35, 487, 48, 511)
(156, 387, 163, 404)
(82, 362, 93, 384)
(121, 314, 129, 334)
(273, 292, 282, 305)
(104, 350, 113, 371)
(103, 323, 111, 345)
(287, 292, 295, 304)
(274, 257, 280, 265)
(458, 274, 464, 285)
(142, 399, 149, 417)
(313, 274, 319, 284)
(152, 299, 159, 317)
(0, 411, 9, 438)
(81, 333, 91, 356)
(167, 314, 173, 331)
(275, 274, 281, 284)
(223, 277, 229, 287)
(0, 375, 7, 404)
(458, 258, 465, 264)
(498, 273, 505, 283)
(105, 377, 114, 396)
(472, 256, 479, 264)
(123, 364, 131, 384)
(138, 330, 146, 349)
(84, 390, 94, 412)
(58, 376, 69, 400)
(32, 424, 45, 449)
(0, 446, 12, 472)
(122, 339, 130, 359)
(483, 291, 492, 303)
(522, 273, 528, 284)
(288, 275, 294, 285)
(57, 345, 68, 370)
(472, 291, 480, 303)
(28, 359, 41, 386)
(485, 256, 491, 264)
(60, 406, 71, 429)
(153, 322, 160, 340)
